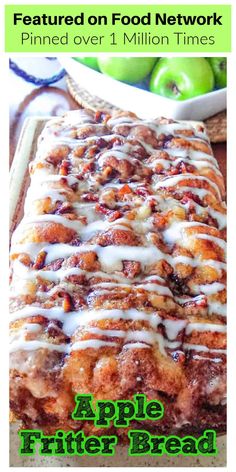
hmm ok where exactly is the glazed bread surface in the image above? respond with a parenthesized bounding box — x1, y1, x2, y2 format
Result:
(10, 109, 226, 437)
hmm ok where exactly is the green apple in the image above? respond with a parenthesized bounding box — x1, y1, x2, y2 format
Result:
(207, 57, 227, 88)
(73, 57, 100, 71)
(149, 58, 215, 101)
(98, 57, 157, 84)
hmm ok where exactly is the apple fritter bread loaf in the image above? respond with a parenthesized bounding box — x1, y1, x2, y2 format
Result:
(10, 109, 226, 438)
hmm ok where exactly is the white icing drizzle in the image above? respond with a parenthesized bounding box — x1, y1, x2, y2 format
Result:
(191, 282, 225, 295)
(98, 149, 138, 166)
(186, 323, 226, 335)
(11, 311, 226, 357)
(196, 234, 226, 251)
(174, 294, 205, 305)
(24, 177, 226, 233)
(13, 214, 152, 243)
(10, 242, 46, 258)
(12, 259, 169, 288)
(11, 242, 227, 276)
(192, 354, 222, 363)
(18, 214, 86, 233)
(110, 118, 208, 142)
(71, 330, 181, 356)
(11, 303, 226, 358)
(151, 195, 225, 230)
(93, 281, 173, 297)
(71, 339, 117, 351)
(173, 157, 220, 173)
(13, 215, 226, 274)
(163, 221, 213, 244)
(164, 319, 186, 340)
(123, 342, 151, 349)
(31, 173, 79, 186)
(183, 343, 226, 354)
(154, 174, 221, 199)
(207, 206, 226, 229)
(162, 221, 226, 258)
(24, 188, 67, 211)
(85, 327, 125, 338)
(182, 199, 226, 230)
(43, 244, 165, 271)
(9, 306, 187, 355)
(22, 323, 42, 333)
(10, 325, 181, 356)
(10, 339, 69, 354)
(208, 303, 227, 317)
(149, 156, 221, 177)
(9, 307, 159, 336)
(163, 147, 214, 160)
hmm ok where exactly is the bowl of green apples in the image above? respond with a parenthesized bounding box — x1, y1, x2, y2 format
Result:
(60, 56, 226, 120)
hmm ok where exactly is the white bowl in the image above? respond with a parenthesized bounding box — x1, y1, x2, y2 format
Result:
(60, 58, 226, 121)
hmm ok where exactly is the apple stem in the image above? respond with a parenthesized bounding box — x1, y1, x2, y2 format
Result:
(220, 61, 226, 71)
(168, 81, 180, 96)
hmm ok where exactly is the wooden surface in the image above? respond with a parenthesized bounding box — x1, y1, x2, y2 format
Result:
(9, 58, 226, 185)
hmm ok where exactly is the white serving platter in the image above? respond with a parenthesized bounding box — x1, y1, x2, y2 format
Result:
(60, 58, 226, 121)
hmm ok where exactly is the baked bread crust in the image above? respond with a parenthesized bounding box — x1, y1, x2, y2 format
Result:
(10, 110, 226, 437)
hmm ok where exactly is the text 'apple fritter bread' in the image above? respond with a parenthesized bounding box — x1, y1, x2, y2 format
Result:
(10, 109, 226, 437)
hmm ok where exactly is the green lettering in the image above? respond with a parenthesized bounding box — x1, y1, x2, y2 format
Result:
(128, 430, 150, 455)
(115, 400, 135, 427)
(18, 430, 41, 455)
(71, 394, 96, 420)
(146, 401, 164, 419)
(84, 437, 100, 454)
(198, 430, 218, 455)
(182, 437, 197, 455)
(101, 436, 118, 455)
(95, 401, 115, 427)
(150, 436, 165, 454)
(40, 436, 55, 454)
(165, 436, 181, 455)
